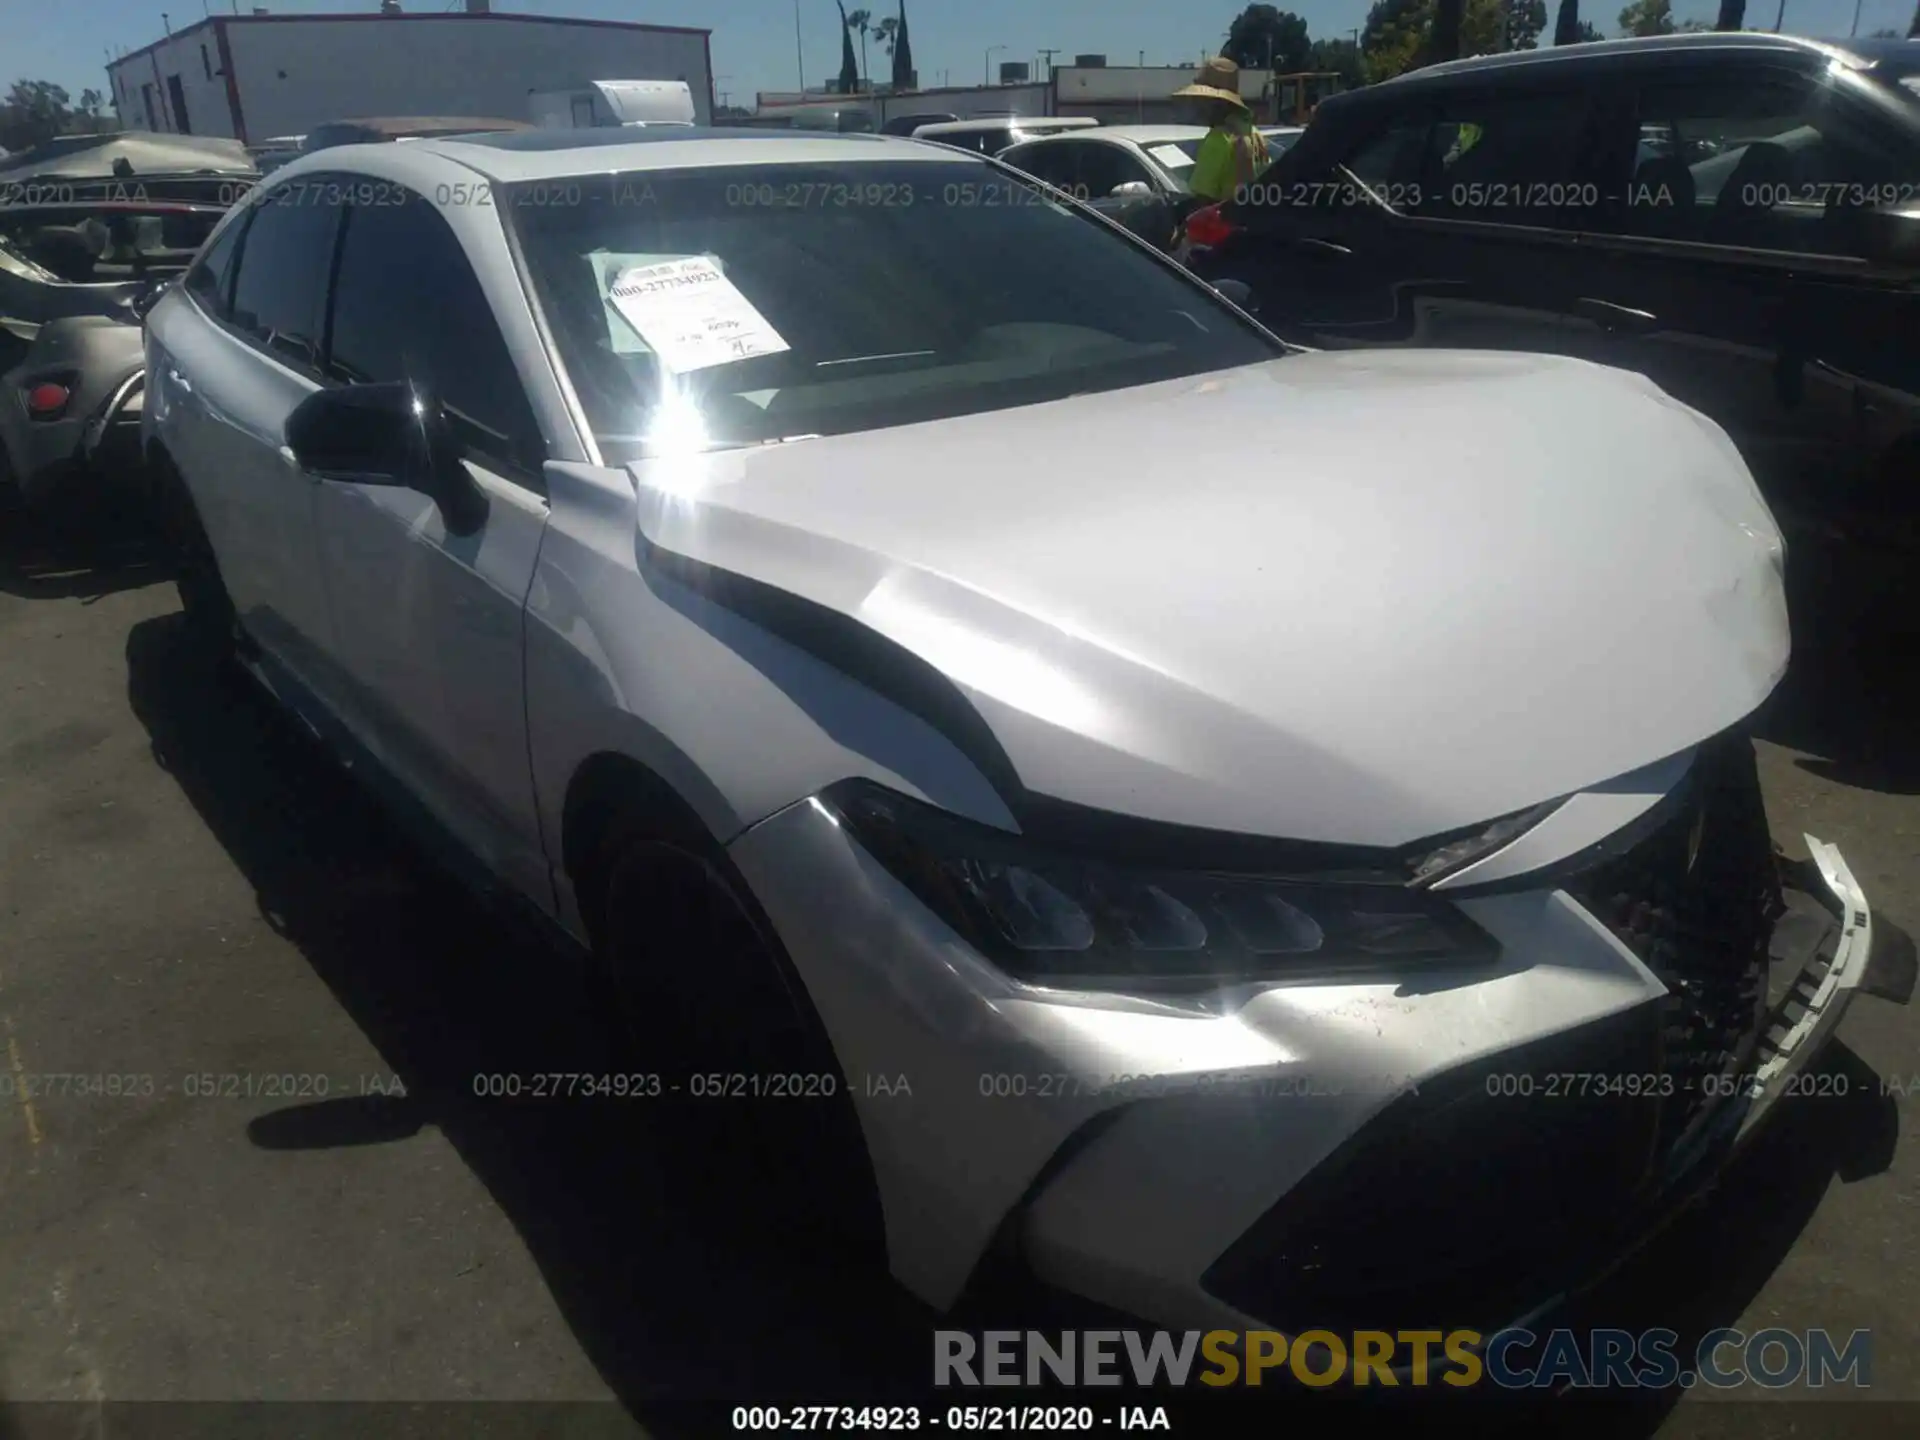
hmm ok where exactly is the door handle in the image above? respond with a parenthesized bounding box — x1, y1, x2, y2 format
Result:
(1574, 297, 1661, 335)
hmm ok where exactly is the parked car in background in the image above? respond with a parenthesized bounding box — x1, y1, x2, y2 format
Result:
(0, 310, 149, 513)
(1182, 33, 1920, 554)
(910, 115, 1098, 154)
(881, 111, 960, 136)
(143, 126, 1908, 1342)
(529, 80, 698, 130)
(0, 133, 254, 373)
(998, 124, 1213, 250)
(299, 117, 533, 154)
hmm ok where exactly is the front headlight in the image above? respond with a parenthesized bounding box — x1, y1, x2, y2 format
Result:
(825, 781, 1500, 991)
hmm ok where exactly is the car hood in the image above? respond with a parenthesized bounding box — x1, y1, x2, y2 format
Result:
(629, 349, 1789, 847)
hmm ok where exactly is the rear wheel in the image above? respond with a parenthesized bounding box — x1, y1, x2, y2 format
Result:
(590, 825, 885, 1264)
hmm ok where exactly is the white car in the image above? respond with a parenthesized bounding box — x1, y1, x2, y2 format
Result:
(910, 114, 1099, 154)
(143, 127, 1908, 1338)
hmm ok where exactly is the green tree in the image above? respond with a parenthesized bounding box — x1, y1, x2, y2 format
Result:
(1361, 0, 1521, 77)
(891, 0, 915, 89)
(1224, 5, 1314, 73)
(1714, 0, 1746, 27)
(1618, 0, 1674, 34)
(1574, 18, 1605, 35)
(1552, 0, 1584, 43)
(1909, 1, 1918, 35)
(1309, 36, 1366, 86)
(1504, 0, 1549, 46)
(0, 79, 72, 151)
(871, 15, 898, 56)
(1432, 0, 1467, 60)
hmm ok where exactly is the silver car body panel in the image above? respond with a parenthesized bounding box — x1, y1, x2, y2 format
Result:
(141, 132, 1874, 1330)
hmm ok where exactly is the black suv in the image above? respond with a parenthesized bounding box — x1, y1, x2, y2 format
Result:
(1184, 34, 1920, 549)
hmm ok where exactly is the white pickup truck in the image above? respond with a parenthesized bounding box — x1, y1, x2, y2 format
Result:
(528, 79, 700, 130)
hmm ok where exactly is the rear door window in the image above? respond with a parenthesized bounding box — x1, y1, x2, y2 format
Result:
(1000, 141, 1084, 196)
(1415, 88, 1602, 224)
(1076, 142, 1156, 199)
(1599, 70, 1913, 256)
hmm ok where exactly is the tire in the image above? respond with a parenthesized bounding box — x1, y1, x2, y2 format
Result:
(592, 825, 885, 1264)
(152, 460, 237, 658)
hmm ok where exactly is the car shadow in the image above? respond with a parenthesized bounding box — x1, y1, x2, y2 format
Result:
(1754, 540, 1920, 795)
(124, 611, 935, 1435)
(123, 610, 1898, 1435)
(0, 484, 167, 602)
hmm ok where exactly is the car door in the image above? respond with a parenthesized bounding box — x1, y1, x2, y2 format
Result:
(305, 184, 554, 905)
(153, 179, 344, 690)
(997, 138, 1087, 199)
(1077, 142, 1180, 248)
(1205, 83, 1602, 353)
(1561, 58, 1920, 540)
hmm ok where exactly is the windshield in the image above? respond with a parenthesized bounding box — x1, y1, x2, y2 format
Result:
(509, 161, 1278, 461)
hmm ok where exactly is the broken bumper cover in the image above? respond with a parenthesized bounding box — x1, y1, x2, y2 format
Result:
(731, 789, 1906, 1337)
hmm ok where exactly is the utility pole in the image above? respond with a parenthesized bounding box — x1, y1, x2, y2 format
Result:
(1773, 0, 1787, 30)
(792, 0, 806, 92)
(1038, 48, 1059, 83)
(1850, 0, 1864, 33)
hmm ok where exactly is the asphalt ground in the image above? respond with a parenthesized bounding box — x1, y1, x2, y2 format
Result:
(0, 487, 1916, 1440)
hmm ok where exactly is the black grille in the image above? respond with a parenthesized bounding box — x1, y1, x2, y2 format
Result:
(1565, 734, 1782, 1155)
(1199, 1005, 1666, 1333)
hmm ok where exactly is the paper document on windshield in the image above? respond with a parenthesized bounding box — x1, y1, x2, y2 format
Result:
(607, 256, 790, 374)
(1148, 143, 1194, 169)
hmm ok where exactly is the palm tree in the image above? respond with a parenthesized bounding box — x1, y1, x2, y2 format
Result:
(871, 15, 898, 57)
(846, 7, 874, 88)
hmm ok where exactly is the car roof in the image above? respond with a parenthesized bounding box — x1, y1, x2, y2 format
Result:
(913, 116, 1100, 136)
(1373, 30, 1882, 89)
(1006, 124, 1207, 147)
(311, 127, 987, 185)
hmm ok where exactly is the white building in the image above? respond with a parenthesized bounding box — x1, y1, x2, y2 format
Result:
(106, 4, 714, 145)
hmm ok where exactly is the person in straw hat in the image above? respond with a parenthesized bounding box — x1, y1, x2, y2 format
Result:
(1174, 56, 1271, 204)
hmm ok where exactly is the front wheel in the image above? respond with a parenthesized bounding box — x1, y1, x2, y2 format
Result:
(152, 458, 237, 658)
(592, 829, 885, 1265)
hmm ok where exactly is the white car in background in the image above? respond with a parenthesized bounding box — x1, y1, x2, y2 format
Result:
(141, 126, 1909, 1340)
(910, 114, 1099, 154)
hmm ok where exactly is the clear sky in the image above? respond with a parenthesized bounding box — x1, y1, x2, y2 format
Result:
(10, 0, 1915, 111)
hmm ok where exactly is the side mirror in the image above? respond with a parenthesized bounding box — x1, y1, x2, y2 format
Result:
(1109, 180, 1155, 200)
(1213, 278, 1258, 313)
(284, 381, 488, 535)
(1858, 203, 1920, 267)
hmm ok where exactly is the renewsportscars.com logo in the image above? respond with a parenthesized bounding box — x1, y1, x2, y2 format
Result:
(934, 1328, 1873, 1390)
